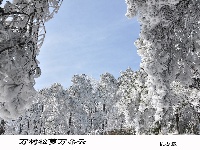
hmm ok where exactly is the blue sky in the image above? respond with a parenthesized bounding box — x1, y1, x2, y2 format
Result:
(34, 0, 141, 90)
(2, 0, 141, 90)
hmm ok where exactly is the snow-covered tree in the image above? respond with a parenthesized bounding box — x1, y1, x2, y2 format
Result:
(116, 68, 155, 134)
(125, 0, 200, 132)
(67, 74, 97, 134)
(5, 97, 44, 135)
(116, 68, 138, 131)
(0, 0, 62, 120)
(5, 83, 69, 135)
(39, 83, 69, 135)
(94, 73, 119, 133)
(0, 118, 5, 134)
(2, 69, 199, 135)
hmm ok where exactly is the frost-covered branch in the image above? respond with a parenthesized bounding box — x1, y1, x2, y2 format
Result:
(125, 0, 200, 132)
(0, 0, 62, 120)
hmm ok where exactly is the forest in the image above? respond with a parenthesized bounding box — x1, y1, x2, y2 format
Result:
(0, 0, 200, 135)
